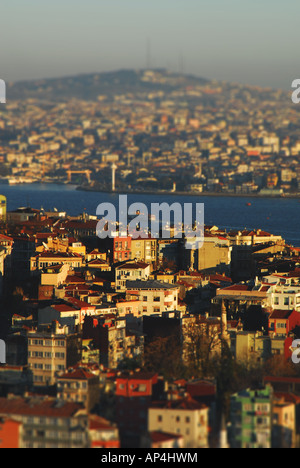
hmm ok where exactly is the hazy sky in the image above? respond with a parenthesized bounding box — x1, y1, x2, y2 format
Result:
(0, 0, 299, 89)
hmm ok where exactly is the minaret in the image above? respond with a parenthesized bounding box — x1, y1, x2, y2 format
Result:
(218, 413, 229, 448)
(220, 299, 230, 343)
(111, 163, 117, 192)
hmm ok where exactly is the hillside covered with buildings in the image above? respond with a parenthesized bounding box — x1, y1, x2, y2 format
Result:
(0, 202, 299, 447)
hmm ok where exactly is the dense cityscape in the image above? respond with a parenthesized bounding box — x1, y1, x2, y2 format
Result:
(0, 69, 300, 450)
(0, 69, 300, 197)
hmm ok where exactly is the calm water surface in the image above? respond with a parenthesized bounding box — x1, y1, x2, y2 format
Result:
(0, 183, 299, 246)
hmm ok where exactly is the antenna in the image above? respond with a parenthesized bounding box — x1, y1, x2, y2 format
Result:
(146, 37, 151, 69)
(178, 52, 185, 75)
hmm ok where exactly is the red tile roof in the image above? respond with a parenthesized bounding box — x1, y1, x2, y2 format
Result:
(269, 310, 293, 319)
(89, 414, 117, 431)
(0, 397, 84, 418)
(151, 395, 208, 411)
(58, 368, 96, 381)
(150, 431, 183, 443)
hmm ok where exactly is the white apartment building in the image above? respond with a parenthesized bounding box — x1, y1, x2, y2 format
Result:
(115, 261, 150, 292)
(259, 274, 300, 311)
(267, 285, 300, 311)
(126, 279, 179, 316)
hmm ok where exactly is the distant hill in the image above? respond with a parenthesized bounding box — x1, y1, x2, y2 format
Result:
(6, 69, 210, 102)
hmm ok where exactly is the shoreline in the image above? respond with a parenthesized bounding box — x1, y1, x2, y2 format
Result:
(76, 185, 300, 199)
(1, 181, 299, 200)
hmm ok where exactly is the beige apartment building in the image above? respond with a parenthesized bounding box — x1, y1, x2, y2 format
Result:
(272, 397, 296, 448)
(131, 237, 157, 265)
(126, 279, 180, 316)
(184, 233, 231, 273)
(57, 367, 100, 412)
(0, 395, 89, 448)
(27, 325, 81, 386)
(148, 396, 209, 448)
(30, 251, 83, 272)
(40, 263, 70, 288)
(227, 229, 283, 246)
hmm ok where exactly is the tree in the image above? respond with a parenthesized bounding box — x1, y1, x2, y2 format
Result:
(143, 334, 186, 380)
(182, 317, 222, 378)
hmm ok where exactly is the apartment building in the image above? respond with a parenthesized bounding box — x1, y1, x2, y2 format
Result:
(183, 233, 231, 273)
(115, 371, 164, 445)
(115, 261, 150, 292)
(230, 330, 272, 363)
(40, 263, 70, 288)
(229, 386, 273, 448)
(272, 397, 296, 448)
(267, 284, 300, 312)
(57, 367, 100, 412)
(88, 414, 120, 448)
(0, 233, 13, 257)
(268, 309, 300, 337)
(27, 324, 81, 386)
(0, 248, 5, 295)
(38, 303, 82, 331)
(0, 395, 89, 448)
(0, 418, 22, 448)
(131, 236, 157, 266)
(148, 395, 209, 448)
(126, 279, 179, 316)
(227, 229, 283, 246)
(30, 251, 83, 272)
(113, 235, 132, 262)
(82, 315, 143, 369)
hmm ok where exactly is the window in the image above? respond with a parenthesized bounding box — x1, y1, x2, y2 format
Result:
(157, 415, 163, 422)
(274, 297, 279, 305)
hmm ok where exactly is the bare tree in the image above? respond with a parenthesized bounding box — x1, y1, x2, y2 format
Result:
(181, 316, 222, 377)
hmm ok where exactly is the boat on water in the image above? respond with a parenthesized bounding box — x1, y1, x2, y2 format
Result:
(0, 177, 35, 185)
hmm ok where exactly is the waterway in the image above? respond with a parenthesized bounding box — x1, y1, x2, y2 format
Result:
(0, 183, 299, 246)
